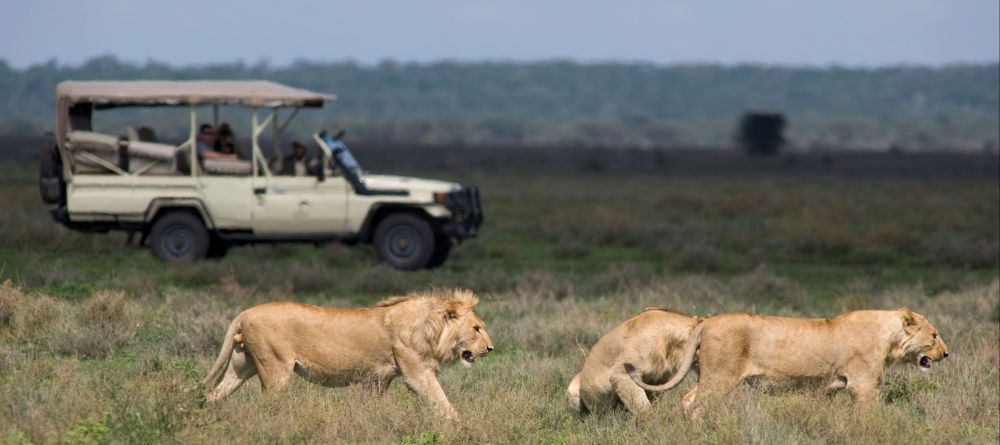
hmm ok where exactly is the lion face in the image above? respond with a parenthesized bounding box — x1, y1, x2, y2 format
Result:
(439, 290, 494, 367)
(451, 312, 494, 367)
(900, 309, 950, 371)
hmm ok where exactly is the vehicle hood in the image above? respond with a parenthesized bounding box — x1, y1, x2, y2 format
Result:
(362, 174, 460, 193)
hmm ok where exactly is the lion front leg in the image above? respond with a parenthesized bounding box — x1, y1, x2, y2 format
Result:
(846, 376, 880, 405)
(844, 362, 883, 406)
(394, 345, 459, 419)
(403, 371, 459, 420)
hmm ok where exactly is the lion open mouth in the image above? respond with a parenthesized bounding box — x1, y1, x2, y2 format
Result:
(462, 350, 475, 364)
(919, 355, 932, 369)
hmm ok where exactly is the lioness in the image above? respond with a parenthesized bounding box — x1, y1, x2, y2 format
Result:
(567, 308, 700, 416)
(626, 308, 949, 419)
(203, 289, 493, 419)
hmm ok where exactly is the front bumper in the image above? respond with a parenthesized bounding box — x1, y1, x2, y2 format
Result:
(441, 186, 483, 239)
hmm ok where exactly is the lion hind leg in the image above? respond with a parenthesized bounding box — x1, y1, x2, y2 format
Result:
(206, 347, 257, 401)
(253, 354, 296, 393)
(610, 372, 652, 414)
(567, 373, 588, 418)
(683, 375, 740, 421)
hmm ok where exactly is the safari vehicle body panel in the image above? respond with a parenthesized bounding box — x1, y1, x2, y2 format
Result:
(41, 80, 483, 269)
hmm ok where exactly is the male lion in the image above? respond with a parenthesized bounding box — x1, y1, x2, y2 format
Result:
(626, 308, 949, 419)
(203, 289, 493, 419)
(567, 308, 700, 416)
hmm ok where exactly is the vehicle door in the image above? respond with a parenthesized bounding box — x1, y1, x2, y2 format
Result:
(199, 172, 254, 230)
(251, 160, 349, 234)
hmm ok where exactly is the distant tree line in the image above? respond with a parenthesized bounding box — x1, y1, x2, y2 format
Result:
(0, 56, 996, 150)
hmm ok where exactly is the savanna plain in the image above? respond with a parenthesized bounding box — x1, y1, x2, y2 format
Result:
(1, 149, 998, 444)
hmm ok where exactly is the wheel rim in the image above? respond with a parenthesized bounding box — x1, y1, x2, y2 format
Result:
(386, 226, 421, 260)
(163, 226, 194, 258)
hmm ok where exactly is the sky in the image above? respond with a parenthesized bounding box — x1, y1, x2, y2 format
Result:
(1, 0, 997, 68)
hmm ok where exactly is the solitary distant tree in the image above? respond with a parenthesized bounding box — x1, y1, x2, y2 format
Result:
(737, 112, 786, 155)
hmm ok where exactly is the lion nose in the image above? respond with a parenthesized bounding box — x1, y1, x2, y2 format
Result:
(487, 346, 494, 352)
(943, 351, 949, 358)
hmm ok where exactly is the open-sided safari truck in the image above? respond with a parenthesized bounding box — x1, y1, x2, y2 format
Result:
(39, 80, 482, 270)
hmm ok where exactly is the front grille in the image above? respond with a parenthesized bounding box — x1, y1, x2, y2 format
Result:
(444, 186, 484, 237)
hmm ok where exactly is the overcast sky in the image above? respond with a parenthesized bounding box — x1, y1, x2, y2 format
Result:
(1, 0, 997, 68)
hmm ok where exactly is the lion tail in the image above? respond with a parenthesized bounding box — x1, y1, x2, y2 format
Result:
(567, 373, 587, 418)
(624, 321, 703, 392)
(202, 311, 244, 387)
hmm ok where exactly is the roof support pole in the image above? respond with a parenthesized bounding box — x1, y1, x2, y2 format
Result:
(251, 109, 274, 179)
(212, 105, 219, 127)
(251, 109, 259, 180)
(272, 108, 281, 163)
(189, 106, 198, 178)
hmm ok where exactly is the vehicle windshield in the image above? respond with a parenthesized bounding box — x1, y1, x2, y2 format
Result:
(321, 134, 364, 179)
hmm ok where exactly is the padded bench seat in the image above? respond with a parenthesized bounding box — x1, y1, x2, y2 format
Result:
(67, 130, 179, 175)
(66, 131, 122, 173)
(202, 158, 252, 175)
(126, 140, 177, 175)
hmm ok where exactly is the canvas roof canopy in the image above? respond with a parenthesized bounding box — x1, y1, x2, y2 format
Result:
(55, 80, 335, 149)
(56, 80, 336, 108)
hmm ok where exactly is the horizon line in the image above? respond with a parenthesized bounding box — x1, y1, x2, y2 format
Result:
(3, 54, 999, 72)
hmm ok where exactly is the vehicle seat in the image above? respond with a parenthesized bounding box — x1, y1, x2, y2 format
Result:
(137, 127, 156, 142)
(127, 141, 178, 175)
(126, 126, 158, 143)
(202, 158, 252, 176)
(65, 130, 124, 174)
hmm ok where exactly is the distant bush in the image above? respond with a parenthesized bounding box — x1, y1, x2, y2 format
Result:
(737, 112, 786, 156)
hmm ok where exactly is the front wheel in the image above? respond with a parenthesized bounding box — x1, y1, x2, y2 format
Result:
(149, 212, 210, 263)
(373, 213, 435, 270)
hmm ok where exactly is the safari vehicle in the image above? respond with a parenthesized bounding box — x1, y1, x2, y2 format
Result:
(38, 80, 482, 270)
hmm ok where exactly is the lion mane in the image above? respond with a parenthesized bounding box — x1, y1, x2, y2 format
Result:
(203, 288, 493, 419)
(625, 308, 949, 419)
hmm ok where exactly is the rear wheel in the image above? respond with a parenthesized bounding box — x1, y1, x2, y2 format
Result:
(39, 138, 64, 204)
(149, 212, 210, 263)
(373, 213, 435, 270)
(206, 236, 229, 259)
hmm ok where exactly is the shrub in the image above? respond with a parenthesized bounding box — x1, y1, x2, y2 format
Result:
(737, 112, 786, 156)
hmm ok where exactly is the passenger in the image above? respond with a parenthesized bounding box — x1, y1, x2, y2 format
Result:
(196, 124, 237, 160)
(214, 122, 246, 159)
(280, 141, 314, 176)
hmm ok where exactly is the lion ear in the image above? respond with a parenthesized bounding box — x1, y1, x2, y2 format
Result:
(452, 289, 479, 310)
(444, 300, 462, 320)
(901, 308, 917, 327)
(463, 293, 479, 309)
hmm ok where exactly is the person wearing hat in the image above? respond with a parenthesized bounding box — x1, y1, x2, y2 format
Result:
(280, 140, 316, 176)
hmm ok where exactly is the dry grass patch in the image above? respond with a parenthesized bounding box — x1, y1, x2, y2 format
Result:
(0, 274, 996, 444)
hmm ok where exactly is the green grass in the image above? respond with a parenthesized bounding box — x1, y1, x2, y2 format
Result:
(0, 162, 997, 443)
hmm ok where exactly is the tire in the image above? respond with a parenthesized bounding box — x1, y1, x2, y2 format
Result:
(373, 213, 435, 270)
(206, 236, 229, 259)
(149, 212, 210, 263)
(39, 139, 64, 204)
(425, 237, 452, 269)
